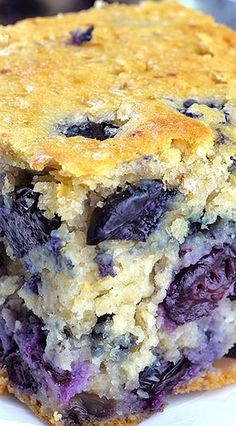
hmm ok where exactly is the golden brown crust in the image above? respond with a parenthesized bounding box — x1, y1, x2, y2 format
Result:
(0, 1, 235, 181)
(176, 359, 236, 393)
(1, 360, 236, 425)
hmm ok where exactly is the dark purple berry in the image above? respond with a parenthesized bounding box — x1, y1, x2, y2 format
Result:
(94, 252, 116, 277)
(179, 99, 202, 119)
(58, 119, 119, 140)
(63, 394, 115, 425)
(163, 245, 236, 325)
(87, 180, 175, 245)
(139, 357, 191, 404)
(44, 362, 72, 385)
(227, 345, 236, 358)
(70, 25, 94, 46)
(4, 352, 38, 393)
(183, 99, 199, 108)
(0, 187, 61, 258)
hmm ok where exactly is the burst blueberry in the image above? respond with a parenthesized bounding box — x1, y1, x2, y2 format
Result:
(58, 119, 119, 140)
(94, 252, 116, 277)
(87, 180, 175, 245)
(4, 352, 39, 393)
(0, 187, 61, 258)
(163, 245, 236, 325)
(70, 25, 94, 46)
(139, 357, 191, 406)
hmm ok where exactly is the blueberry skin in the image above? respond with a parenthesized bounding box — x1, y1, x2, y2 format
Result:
(58, 119, 119, 141)
(70, 25, 94, 46)
(139, 357, 191, 406)
(87, 180, 175, 245)
(4, 352, 39, 393)
(163, 245, 236, 325)
(94, 252, 116, 278)
(227, 345, 236, 358)
(24, 275, 41, 295)
(0, 187, 61, 258)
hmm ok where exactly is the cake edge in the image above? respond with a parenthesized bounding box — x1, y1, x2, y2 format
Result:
(0, 359, 236, 425)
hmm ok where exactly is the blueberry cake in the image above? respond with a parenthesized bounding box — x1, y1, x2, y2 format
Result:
(0, 1, 235, 425)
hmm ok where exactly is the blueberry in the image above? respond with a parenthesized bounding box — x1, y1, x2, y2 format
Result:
(94, 252, 116, 278)
(63, 402, 88, 425)
(69, 25, 94, 46)
(24, 275, 41, 295)
(228, 157, 236, 173)
(139, 357, 191, 404)
(87, 180, 175, 245)
(183, 99, 199, 109)
(206, 101, 222, 109)
(63, 394, 115, 425)
(227, 345, 236, 358)
(0, 317, 16, 359)
(0, 187, 61, 258)
(58, 119, 119, 141)
(181, 110, 203, 119)
(163, 245, 236, 325)
(79, 393, 115, 418)
(215, 129, 229, 144)
(44, 362, 72, 385)
(179, 99, 230, 123)
(4, 352, 38, 393)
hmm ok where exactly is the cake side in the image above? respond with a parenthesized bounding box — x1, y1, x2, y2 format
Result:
(1, 360, 236, 426)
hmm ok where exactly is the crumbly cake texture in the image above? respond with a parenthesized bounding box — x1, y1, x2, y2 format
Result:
(0, 1, 235, 425)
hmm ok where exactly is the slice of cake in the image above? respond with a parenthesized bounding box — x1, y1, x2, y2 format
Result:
(0, 1, 235, 425)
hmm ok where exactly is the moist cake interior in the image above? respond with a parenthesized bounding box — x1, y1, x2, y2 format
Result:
(0, 1, 235, 425)
(0, 154, 235, 425)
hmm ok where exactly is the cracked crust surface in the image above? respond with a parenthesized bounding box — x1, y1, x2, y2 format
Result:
(0, 1, 235, 181)
(1, 360, 236, 425)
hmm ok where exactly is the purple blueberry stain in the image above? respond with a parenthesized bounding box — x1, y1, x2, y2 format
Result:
(163, 244, 236, 325)
(43, 360, 90, 404)
(69, 25, 94, 46)
(94, 252, 116, 278)
(87, 179, 175, 245)
(64, 258, 75, 270)
(0, 295, 90, 402)
(24, 275, 41, 295)
(46, 234, 63, 269)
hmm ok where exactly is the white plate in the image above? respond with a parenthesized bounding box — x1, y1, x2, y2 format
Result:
(0, 384, 236, 426)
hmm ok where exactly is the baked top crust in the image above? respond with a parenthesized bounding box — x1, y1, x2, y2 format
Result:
(0, 1, 235, 181)
(1, 360, 236, 426)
